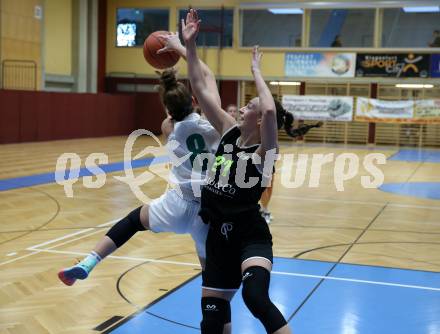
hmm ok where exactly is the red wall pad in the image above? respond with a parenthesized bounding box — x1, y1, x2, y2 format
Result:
(135, 93, 166, 135)
(0, 90, 151, 143)
(219, 81, 238, 108)
(0, 90, 21, 143)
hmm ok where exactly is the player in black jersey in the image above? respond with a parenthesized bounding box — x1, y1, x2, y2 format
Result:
(183, 9, 292, 334)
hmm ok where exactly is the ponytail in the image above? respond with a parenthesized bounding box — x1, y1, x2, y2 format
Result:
(274, 99, 293, 131)
(274, 98, 322, 138)
(157, 69, 193, 122)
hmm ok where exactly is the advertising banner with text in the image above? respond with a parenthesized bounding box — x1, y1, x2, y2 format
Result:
(356, 54, 430, 78)
(282, 95, 354, 121)
(285, 53, 356, 78)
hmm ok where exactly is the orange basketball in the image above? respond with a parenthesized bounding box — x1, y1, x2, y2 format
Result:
(143, 31, 180, 69)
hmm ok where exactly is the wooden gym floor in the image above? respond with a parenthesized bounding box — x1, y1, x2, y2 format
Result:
(1, 136, 439, 333)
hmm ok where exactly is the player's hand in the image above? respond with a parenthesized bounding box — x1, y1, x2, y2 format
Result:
(251, 45, 262, 73)
(157, 32, 182, 54)
(182, 8, 201, 44)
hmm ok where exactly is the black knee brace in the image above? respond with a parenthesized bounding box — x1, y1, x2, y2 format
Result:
(200, 297, 230, 334)
(106, 207, 145, 248)
(242, 266, 287, 333)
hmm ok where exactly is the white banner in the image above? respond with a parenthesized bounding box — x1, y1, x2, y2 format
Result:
(356, 98, 414, 122)
(282, 95, 354, 121)
(414, 99, 440, 123)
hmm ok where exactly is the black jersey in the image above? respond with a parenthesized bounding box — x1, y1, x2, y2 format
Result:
(200, 125, 271, 221)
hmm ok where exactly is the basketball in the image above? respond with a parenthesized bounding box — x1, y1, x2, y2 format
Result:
(143, 31, 180, 69)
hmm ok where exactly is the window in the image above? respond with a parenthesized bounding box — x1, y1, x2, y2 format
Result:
(116, 8, 169, 47)
(241, 10, 302, 47)
(310, 9, 374, 47)
(178, 9, 233, 47)
(382, 8, 440, 48)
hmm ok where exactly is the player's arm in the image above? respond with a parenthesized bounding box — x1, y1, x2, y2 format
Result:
(286, 121, 323, 138)
(157, 32, 222, 109)
(182, 9, 235, 134)
(252, 46, 278, 162)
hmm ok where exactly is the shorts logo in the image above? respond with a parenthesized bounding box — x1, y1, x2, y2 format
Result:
(205, 304, 218, 311)
(242, 272, 253, 281)
(220, 223, 233, 240)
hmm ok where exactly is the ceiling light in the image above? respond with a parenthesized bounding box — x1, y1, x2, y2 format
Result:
(395, 84, 434, 89)
(270, 81, 301, 86)
(403, 6, 440, 13)
(268, 8, 303, 14)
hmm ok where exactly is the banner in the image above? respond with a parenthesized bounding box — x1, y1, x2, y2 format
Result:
(356, 98, 414, 122)
(285, 53, 356, 78)
(356, 54, 430, 78)
(282, 95, 354, 121)
(430, 54, 440, 78)
(413, 99, 440, 123)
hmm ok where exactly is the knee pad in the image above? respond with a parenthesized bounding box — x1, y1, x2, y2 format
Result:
(200, 297, 230, 334)
(242, 266, 287, 333)
(106, 207, 145, 248)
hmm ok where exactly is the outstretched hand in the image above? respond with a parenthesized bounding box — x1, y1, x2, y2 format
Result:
(251, 45, 262, 73)
(182, 8, 201, 44)
(156, 32, 182, 54)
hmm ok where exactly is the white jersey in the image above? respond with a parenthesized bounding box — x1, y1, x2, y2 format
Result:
(167, 113, 219, 201)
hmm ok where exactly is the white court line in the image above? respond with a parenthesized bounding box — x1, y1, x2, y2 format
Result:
(273, 194, 384, 206)
(18, 247, 440, 292)
(27, 228, 96, 250)
(28, 229, 106, 252)
(27, 219, 119, 250)
(0, 219, 119, 267)
(3, 214, 439, 293)
(4, 226, 439, 292)
(0, 251, 40, 266)
(31, 248, 199, 267)
(271, 271, 440, 292)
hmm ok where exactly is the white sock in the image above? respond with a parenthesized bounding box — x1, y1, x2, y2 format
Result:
(79, 251, 102, 272)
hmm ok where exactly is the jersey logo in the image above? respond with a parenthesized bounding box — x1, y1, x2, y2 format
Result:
(211, 155, 234, 176)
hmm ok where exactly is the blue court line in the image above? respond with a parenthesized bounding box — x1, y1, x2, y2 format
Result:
(107, 258, 440, 334)
(290, 256, 440, 275)
(388, 148, 440, 163)
(3, 147, 438, 193)
(380, 182, 440, 200)
(0, 156, 170, 192)
(379, 148, 440, 200)
(1, 142, 397, 192)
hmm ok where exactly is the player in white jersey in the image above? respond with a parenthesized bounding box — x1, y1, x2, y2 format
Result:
(58, 35, 221, 284)
(166, 110, 219, 204)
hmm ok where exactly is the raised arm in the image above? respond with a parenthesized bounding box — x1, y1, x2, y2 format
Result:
(252, 46, 278, 158)
(157, 32, 221, 108)
(182, 9, 235, 134)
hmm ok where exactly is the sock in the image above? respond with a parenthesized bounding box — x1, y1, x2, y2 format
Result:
(58, 251, 102, 286)
(79, 251, 102, 273)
